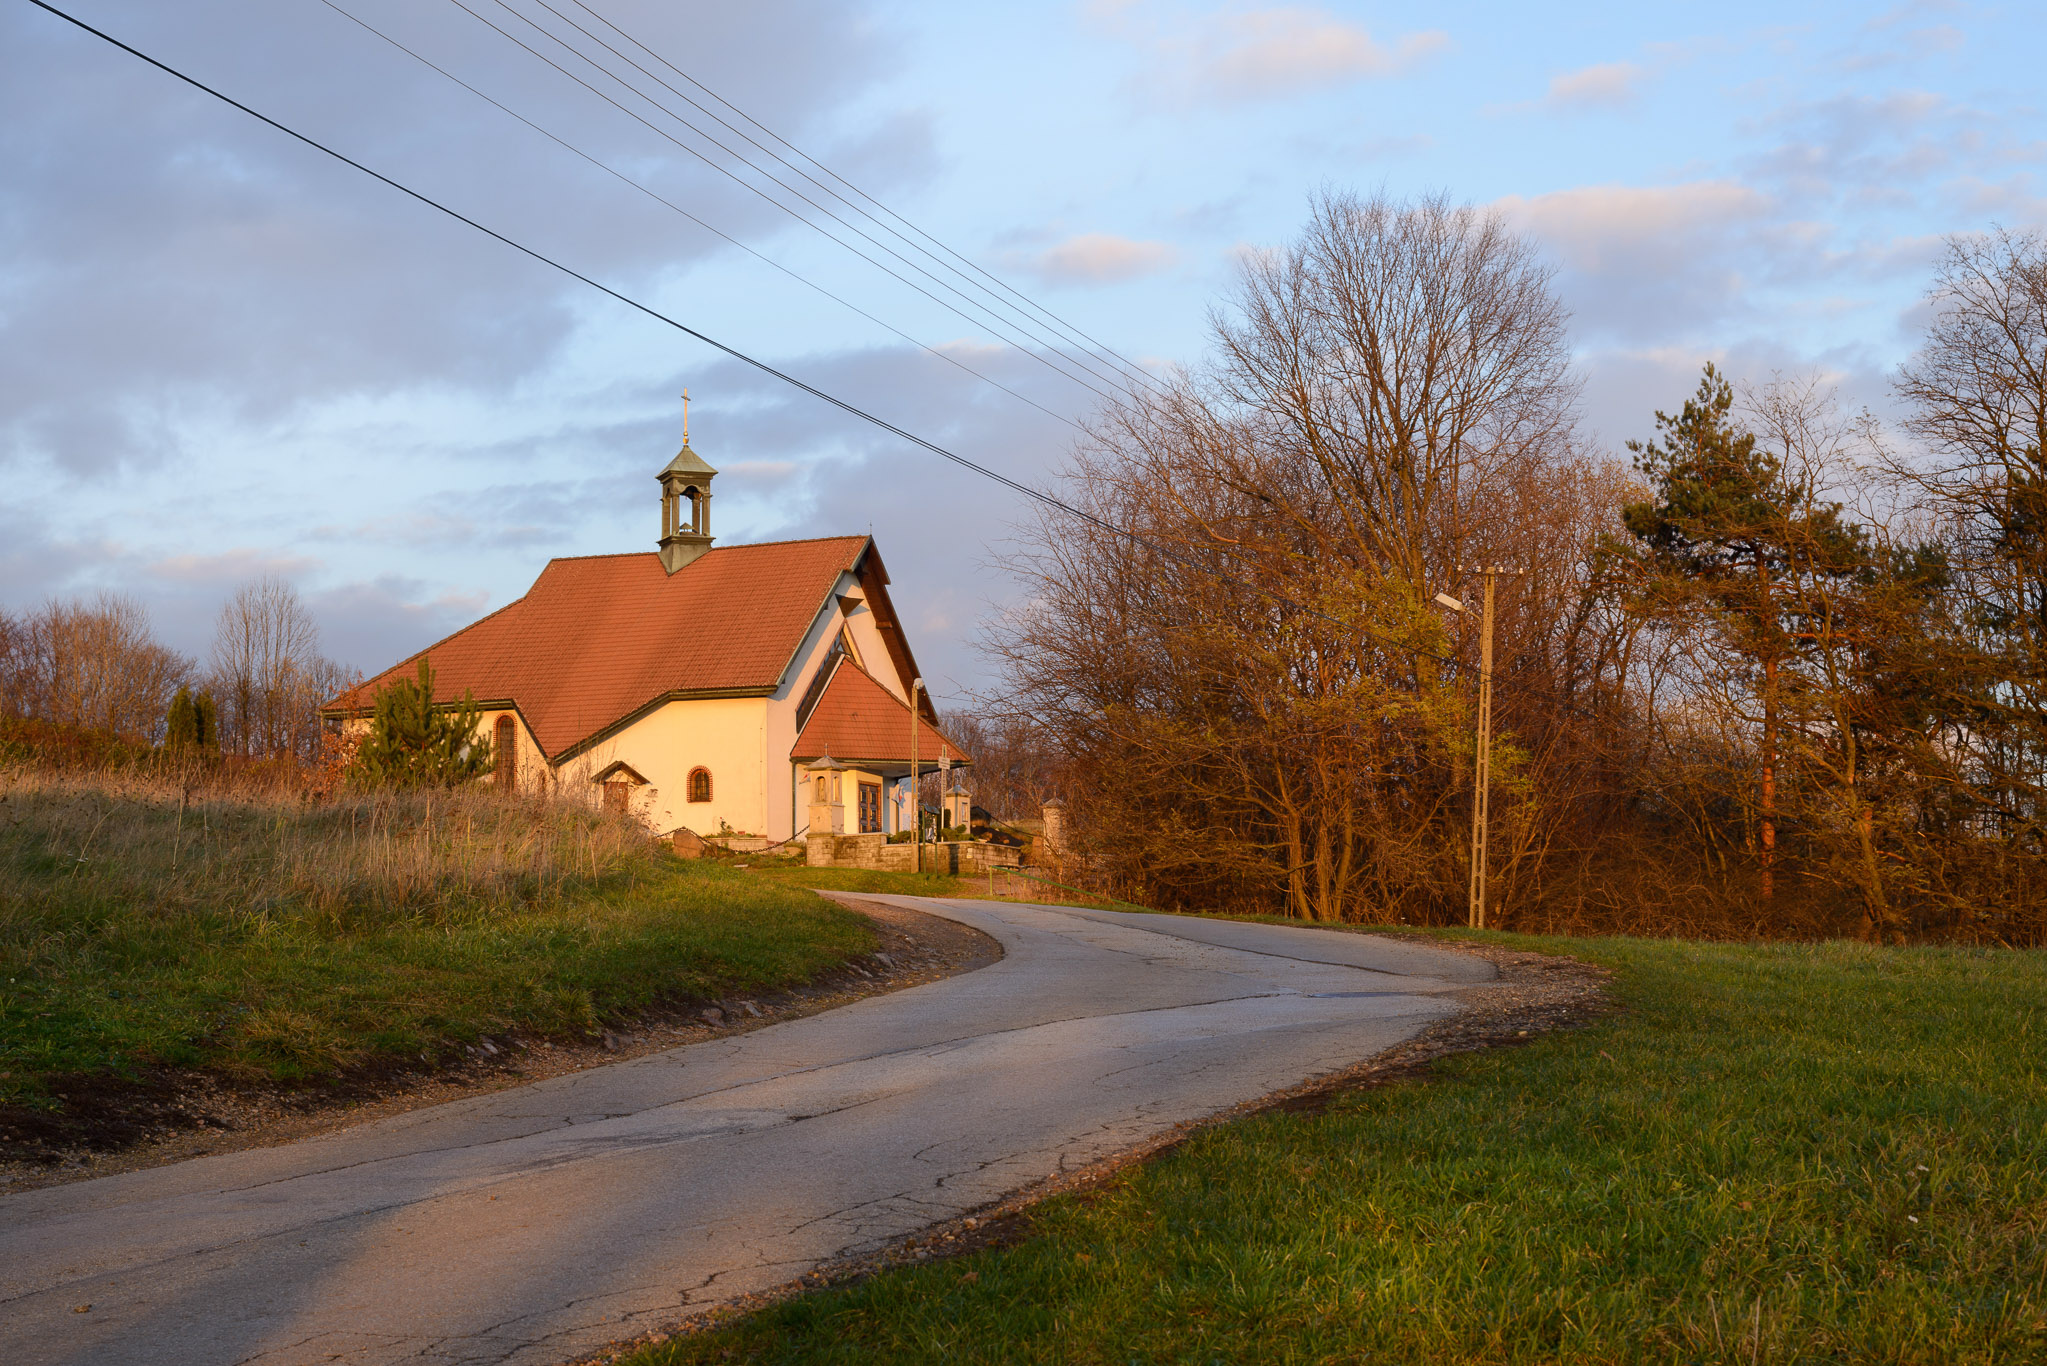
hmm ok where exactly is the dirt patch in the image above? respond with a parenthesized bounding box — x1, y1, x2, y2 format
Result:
(561, 936, 1611, 1364)
(0, 897, 1000, 1193)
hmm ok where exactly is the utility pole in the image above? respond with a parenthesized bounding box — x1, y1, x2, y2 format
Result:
(909, 677, 924, 874)
(1469, 568, 1498, 930)
(1437, 567, 1518, 929)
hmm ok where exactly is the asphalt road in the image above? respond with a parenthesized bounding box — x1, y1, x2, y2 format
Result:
(0, 896, 1492, 1366)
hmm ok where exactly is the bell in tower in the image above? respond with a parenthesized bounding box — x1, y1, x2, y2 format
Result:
(657, 393, 717, 573)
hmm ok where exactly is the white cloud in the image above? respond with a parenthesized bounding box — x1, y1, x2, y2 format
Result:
(1015, 233, 1180, 284)
(1545, 61, 1645, 111)
(1499, 182, 1769, 267)
(1189, 8, 1447, 99)
(722, 458, 800, 480)
(147, 548, 322, 584)
(1494, 181, 1778, 341)
(1104, 4, 1448, 105)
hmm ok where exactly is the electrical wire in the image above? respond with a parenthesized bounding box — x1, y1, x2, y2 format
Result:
(314, 0, 1093, 437)
(22, 0, 1456, 671)
(444, 0, 1134, 407)
(542, 0, 1171, 402)
(501, 0, 1164, 402)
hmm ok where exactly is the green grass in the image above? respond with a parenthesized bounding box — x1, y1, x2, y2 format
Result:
(741, 865, 982, 899)
(742, 862, 1135, 910)
(0, 772, 871, 1108)
(634, 933, 2047, 1365)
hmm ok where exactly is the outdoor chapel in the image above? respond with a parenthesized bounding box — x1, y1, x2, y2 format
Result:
(322, 425, 968, 847)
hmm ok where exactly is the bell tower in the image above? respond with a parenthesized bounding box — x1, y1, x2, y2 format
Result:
(657, 391, 717, 573)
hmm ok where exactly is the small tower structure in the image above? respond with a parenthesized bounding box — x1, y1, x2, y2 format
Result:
(657, 396, 717, 573)
(806, 752, 848, 837)
(943, 772, 973, 832)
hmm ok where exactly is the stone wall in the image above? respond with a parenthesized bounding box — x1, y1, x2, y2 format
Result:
(805, 834, 1021, 874)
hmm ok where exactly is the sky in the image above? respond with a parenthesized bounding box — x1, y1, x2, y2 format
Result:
(4, 0, 2044, 708)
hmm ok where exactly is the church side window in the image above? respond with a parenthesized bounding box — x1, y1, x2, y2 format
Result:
(688, 767, 712, 803)
(494, 715, 517, 788)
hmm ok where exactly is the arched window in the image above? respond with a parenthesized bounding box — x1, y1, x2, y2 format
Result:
(493, 715, 517, 788)
(688, 767, 712, 803)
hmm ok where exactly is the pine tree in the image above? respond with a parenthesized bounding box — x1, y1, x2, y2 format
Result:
(166, 686, 197, 751)
(194, 690, 218, 752)
(1621, 365, 1875, 907)
(348, 656, 491, 788)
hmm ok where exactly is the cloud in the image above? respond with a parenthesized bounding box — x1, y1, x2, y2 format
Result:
(1494, 181, 1778, 341)
(620, 339, 1084, 706)
(1545, 61, 1645, 111)
(309, 577, 495, 677)
(0, 0, 917, 479)
(1187, 8, 1447, 100)
(1499, 181, 1770, 269)
(147, 549, 323, 584)
(1841, 2, 1965, 71)
(1014, 233, 1180, 285)
(1103, 5, 1448, 105)
(1740, 90, 2041, 225)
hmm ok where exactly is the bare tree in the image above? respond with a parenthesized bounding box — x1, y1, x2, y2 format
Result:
(943, 711, 1059, 821)
(0, 607, 34, 719)
(3, 594, 192, 739)
(988, 191, 1599, 923)
(1211, 189, 1579, 602)
(208, 578, 344, 761)
(1893, 229, 2047, 878)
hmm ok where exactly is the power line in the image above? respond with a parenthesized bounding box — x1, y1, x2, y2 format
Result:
(550, 0, 1171, 402)
(315, 0, 1093, 437)
(444, 0, 1135, 407)
(505, 0, 1167, 402)
(22, 0, 1455, 671)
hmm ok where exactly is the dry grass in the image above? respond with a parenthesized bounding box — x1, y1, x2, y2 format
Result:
(1, 764, 658, 930)
(0, 764, 871, 1111)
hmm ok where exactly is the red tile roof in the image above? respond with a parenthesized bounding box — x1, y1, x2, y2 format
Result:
(326, 536, 871, 758)
(791, 658, 967, 766)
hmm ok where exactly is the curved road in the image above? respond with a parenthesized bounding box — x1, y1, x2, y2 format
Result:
(0, 896, 1491, 1366)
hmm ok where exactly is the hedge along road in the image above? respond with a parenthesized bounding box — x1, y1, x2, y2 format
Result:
(0, 896, 1493, 1366)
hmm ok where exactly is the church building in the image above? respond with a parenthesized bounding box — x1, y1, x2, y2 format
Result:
(322, 426, 968, 843)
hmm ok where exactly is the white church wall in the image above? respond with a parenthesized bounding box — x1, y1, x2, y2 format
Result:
(575, 696, 771, 838)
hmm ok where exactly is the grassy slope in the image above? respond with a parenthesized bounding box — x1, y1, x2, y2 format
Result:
(0, 780, 871, 1106)
(639, 933, 2047, 1365)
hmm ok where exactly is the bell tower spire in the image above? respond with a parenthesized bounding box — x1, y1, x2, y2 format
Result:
(657, 392, 717, 573)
